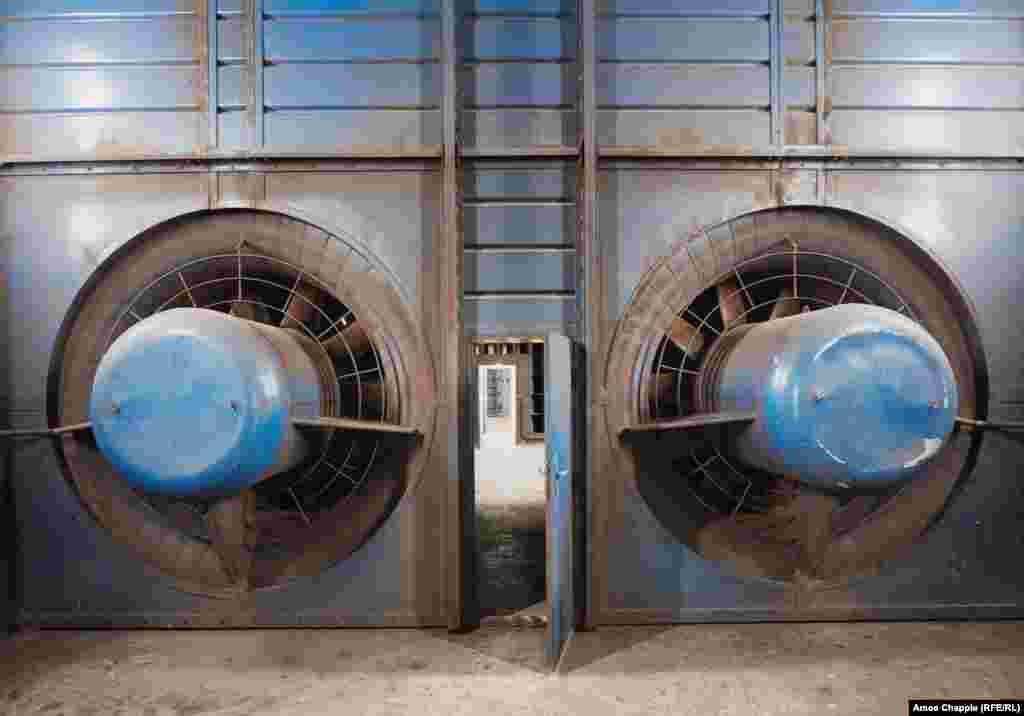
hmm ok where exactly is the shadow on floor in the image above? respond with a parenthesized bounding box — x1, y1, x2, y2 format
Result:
(442, 626, 550, 675)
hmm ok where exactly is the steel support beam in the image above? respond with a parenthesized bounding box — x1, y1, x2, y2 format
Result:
(578, 0, 599, 632)
(440, 0, 469, 632)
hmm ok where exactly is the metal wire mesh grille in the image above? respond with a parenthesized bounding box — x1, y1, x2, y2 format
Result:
(646, 249, 916, 516)
(104, 248, 395, 554)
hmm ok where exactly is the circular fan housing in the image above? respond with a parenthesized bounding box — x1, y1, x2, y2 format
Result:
(604, 208, 986, 583)
(50, 210, 435, 596)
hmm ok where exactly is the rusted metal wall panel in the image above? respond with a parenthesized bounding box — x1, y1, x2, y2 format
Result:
(0, 478, 9, 635)
(0, 233, 9, 632)
(257, 2, 442, 152)
(0, 0, 206, 160)
(463, 163, 577, 337)
(2, 167, 448, 627)
(460, 2, 577, 151)
(464, 204, 575, 246)
(0, 0, 445, 159)
(599, 168, 778, 321)
(215, 3, 245, 148)
(784, 3, 817, 144)
(593, 164, 1024, 622)
(838, 0, 1021, 10)
(596, 4, 773, 150)
(829, 170, 1024, 410)
(466, 251, 574, 293)
(464, 296, 576, 339)
(828, 5, 1024, 154)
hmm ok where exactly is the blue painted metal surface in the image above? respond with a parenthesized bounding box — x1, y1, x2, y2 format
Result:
(459, 0, 577, 151)
(595, 3, 773, 148)
(463, 164, 577, 337)
(710, 304, 958, 486)
(545, 331, 574, 666)
(89, 308, 320, 497)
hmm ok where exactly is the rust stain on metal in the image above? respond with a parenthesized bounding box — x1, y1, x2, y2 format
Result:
(829, 171, 885, 195)
(193, 0, 209, 155)
(607, 144, 760, 158)
(785, 113, 817, 146)
(695, 491, 840, 582)
(219, 172, 267, 206)
(773, 170, 786, 206)
(775, 169, 815, 206)
(654, 127, 706, 149)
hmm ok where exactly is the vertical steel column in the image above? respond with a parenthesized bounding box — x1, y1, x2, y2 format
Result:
(247, 0, 265, 148)
(578, 0, 598, 631)
(440, 0, 468, 631)
(207, 0, 218, 150)
(769, 0, 784, 147)
(1, 444, 12, 636)
(815, 0, 828, 145)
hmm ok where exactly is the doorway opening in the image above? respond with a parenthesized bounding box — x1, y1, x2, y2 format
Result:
(473, 340, 547, 622)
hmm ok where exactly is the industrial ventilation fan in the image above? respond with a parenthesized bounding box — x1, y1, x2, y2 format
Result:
(607, 208, 991, 585)
(42, 210, 432, 596)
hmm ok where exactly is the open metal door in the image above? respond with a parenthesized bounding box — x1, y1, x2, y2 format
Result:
(545, 332, 576, 668)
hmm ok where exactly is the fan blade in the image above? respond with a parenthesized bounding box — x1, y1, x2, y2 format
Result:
(717, 278, 747, 327)
(654, 372, 677, 406)
(774, 492, 838, 575)
(620, 411, 756, 437)
(248, 509, 309, 544)
(293, 416, 419, 436)
(769, 286, 801, 320)
(280, 281, 322, 330)
(337, 379, 386, 420)
(695, 489, 837, 580)
(666, 316, 705, 355)
(229, 302, 258, 321)
(322, 320, 372, 362)
(204, 490, 255, 586)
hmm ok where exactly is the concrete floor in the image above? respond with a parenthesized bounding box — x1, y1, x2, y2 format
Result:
(2, 622, 1022, 715)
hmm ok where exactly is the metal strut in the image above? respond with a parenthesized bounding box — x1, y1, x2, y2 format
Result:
(620, 412, 757, 437)
(0, 422, 92, 439)
(955, 417, 1024, 432)
(293, 417, 419, 436)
